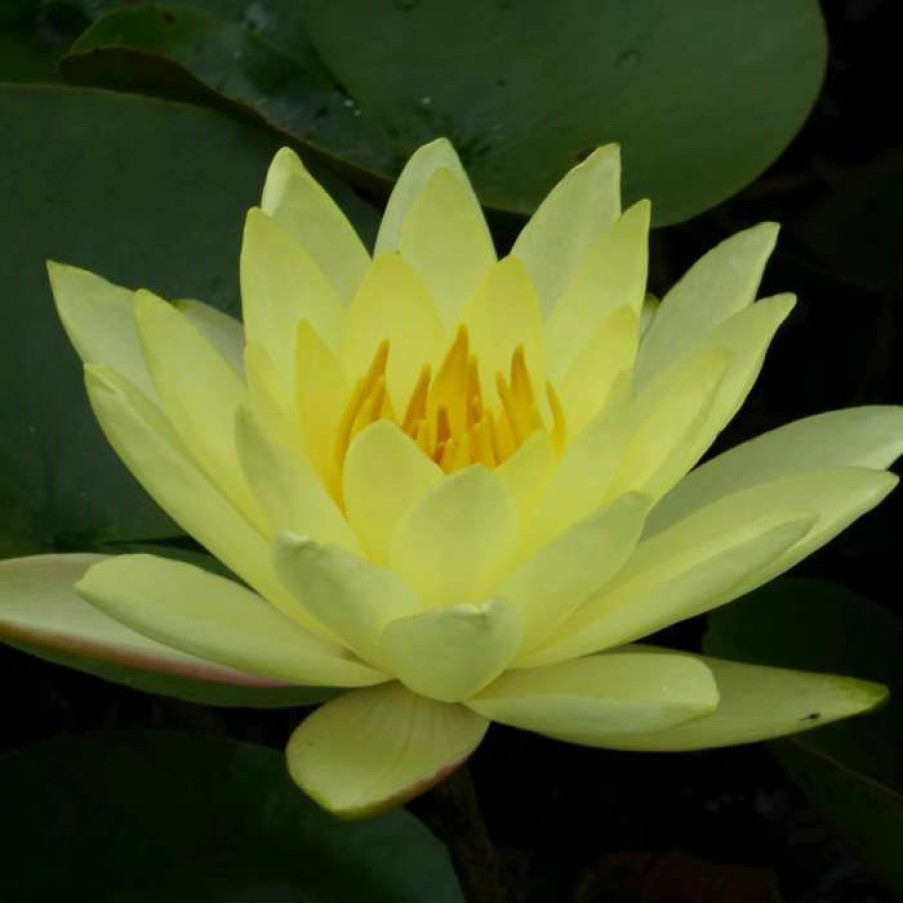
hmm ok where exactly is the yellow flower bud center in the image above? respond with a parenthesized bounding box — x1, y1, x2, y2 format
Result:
(335, 326, 566, 474)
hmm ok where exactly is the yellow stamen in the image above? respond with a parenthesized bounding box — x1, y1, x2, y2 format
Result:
(332, 331, 565, 476)
(402, 364, 431, 433)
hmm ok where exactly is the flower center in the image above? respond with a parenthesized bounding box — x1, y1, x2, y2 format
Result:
(335, 326, 566, 473)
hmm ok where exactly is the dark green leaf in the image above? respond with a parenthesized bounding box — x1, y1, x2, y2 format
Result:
(0, 730, 465, 902)
(305, 0, 828, 225)
(0, 83, 377, 554)
(62, 1, 828, 224)
(61, 4, 400, 180)
(706, 578, 903, 893)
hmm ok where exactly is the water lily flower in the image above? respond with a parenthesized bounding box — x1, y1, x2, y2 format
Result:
(2, 140, 900, 818)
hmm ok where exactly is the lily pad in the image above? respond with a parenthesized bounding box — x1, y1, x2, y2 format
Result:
(63, 0, 827, 224)
(0, 83, 377, 554)
(0, 730, 465, 902)
(706, 578, 903, 894)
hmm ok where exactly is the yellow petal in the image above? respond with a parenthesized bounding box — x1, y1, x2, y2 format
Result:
(501, 493, 650, 652)
(494, 432, 556, 532)
(341, 254, 445, 408)
(273, 534, 422, 666)
(0, 554, 269, 685)
(635, 222, 779, 386)
(545, 200, 650, 380)
(173, 299, 245, 376)
(512, 144, 621, 315)
(649, 406, 903, 535)
(468, 650, 719, 740)
(653, 468, 898, 604)
(379, 598, 522, 702)
(527, 379, 633, 546)
(235, 407, 360, 552)
(77, 554, 384, 687)
(83, 364, 306, 626)
(397, 167, 496, 326)
(390, 466, 518, 608)
(557, 305, 640, 435)
(134, 289, 266, 533)
(286, 683, 488, 818)
(244, 342, 301, 452)
(527, 511, 815, 667)
(672, 294, 795, 466)
(261, 147, 370, 302)
(533, 465, 897, 666)
(375, 137, 469, 255)
(343, 421, 443, 563)
(606, 347, 731, 501)
(464, 256, 545, 397)
(48, 261, 155, 398)
(241, 207, 345, 400)
(585, 647, 887, 751)
(295, 320, 349, 494)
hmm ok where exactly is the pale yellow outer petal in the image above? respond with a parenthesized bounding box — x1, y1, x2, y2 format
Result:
(606, 347, 731, 501)
(261, 147, 370, 302)
(83, 364, 307, 627)
(390, 466, 518, 608)
(531, 466, 897, 666)
(77, 554, 384, 687)
(525, 512, 815, 668)
(468, 650, 719, 740)
(545, 199, 650, 380)
(635, 222, 779, 386)
(343, 421, 443, 563)
(375, 138, 469, 255)
(670, 294, 795, 467)
(0, 554, 272, 685)
(173, 299, 245, 376)
(501, 493, 650, 653)
(583, 647, 887, 751)
(287, 683, 488, 818)
(512, 144, 621, 315)
(379, 598, 523, 703)
(273, 534, 422, 666)
(241, 207, 345, 401)
(648, 406, 903, 535)
(48, 261, 155, 398)
(341, 254, 446, 408)
(557, 306, 639, 435)
(397, 167, 496, 326)
(133, 290, 266, 533)
(464, 256, 545, 395)
(235, 407, 360, 552)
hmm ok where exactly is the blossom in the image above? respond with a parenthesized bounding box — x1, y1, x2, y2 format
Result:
(1, 139, 900, 818)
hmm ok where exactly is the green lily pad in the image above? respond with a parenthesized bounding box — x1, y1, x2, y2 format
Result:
(0, 83, 376, 554)
(0, 730, 465, 902)
(706, 578, 903, 894)
(61, 4, 400, 180)
(63, 0, 827, 224)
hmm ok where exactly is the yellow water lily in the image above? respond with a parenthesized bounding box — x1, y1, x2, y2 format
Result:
(1, 139, 899, 818)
